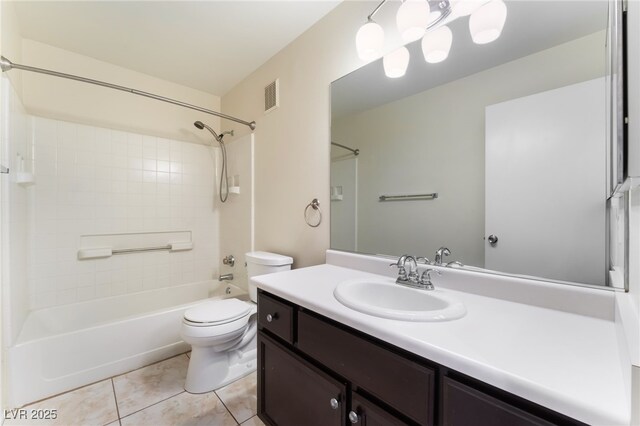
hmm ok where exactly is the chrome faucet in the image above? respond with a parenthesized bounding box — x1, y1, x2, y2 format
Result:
(434, 247, 451, 265)
(218, 273, 234, 282)
(390, 255, 418, 285)
(418, 269, 441, 291)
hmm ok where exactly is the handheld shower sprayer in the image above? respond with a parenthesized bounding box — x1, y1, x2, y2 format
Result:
(194, 121, 229, 203)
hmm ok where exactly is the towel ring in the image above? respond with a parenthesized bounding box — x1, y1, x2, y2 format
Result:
(304, 198, 322, 228)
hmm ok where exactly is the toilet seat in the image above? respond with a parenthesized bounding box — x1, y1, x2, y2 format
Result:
(184, 299, 252, 326)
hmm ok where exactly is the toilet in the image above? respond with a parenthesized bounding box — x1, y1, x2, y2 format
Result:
(181, 251, 293, 393)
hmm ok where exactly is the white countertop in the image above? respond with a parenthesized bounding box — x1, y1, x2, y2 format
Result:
(253, 262, 631, 426)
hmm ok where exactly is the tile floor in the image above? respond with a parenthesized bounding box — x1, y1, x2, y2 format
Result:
(8, 353, 264, 426)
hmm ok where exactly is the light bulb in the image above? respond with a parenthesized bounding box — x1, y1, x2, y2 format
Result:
(469, 0, 507, 44)
(383, 46, 410, 78)
(396, 0, 431, 42)
(356, 21, 385, 61)
(422, 25, 453, 63)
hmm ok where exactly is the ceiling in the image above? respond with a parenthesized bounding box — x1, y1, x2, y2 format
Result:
(332, 0, 608, 118)
(12, 1, 340, 96)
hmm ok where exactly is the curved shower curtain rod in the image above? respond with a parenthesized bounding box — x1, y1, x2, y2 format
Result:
(0, 56, 256, 131)
(331, 141, 359, 156)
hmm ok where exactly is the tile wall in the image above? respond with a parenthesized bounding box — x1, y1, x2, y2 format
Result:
(28, 116, 220, 310)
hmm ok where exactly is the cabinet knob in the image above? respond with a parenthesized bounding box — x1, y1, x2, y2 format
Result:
(266, 313, 278, 323)
(348, 411, 359, 423)
(330, 398, 339, 410)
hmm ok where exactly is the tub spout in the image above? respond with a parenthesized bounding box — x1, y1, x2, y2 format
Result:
(219, 273, 233, 282)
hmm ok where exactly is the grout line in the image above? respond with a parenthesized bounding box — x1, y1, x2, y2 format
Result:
(110, 378, 122, 425)
(214, 391, 240, 425)
(118, 390, 186, 420)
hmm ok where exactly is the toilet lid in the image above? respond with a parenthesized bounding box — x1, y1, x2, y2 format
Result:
(184, 299, 251, 325)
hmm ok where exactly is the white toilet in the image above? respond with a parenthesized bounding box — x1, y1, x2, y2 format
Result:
(181, 251, 293, 393)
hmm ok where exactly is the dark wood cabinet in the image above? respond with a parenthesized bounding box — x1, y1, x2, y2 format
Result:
(257, 292, 294, 344)
(298, 310, 435, 425)
(350, 392, 407, 426)
(257, 290, 585, 426)
(441, 377, 554, 426)
(258, 332, 346, 426)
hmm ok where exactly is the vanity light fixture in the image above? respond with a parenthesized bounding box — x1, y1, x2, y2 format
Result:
(383, 46, 411, 78)
(396, 0, 431, 42)
(452, 0, 486, 17)
(469, 0, 508, 44)
(355, 0, 507, 78)
(356, 20, 385, 61)
(422, 25, 453, 63)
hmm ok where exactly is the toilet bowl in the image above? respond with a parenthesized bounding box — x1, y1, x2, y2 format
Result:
(181, 251, 293, 393)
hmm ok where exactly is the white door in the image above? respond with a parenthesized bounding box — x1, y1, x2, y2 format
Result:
(485, 78, 606, 285)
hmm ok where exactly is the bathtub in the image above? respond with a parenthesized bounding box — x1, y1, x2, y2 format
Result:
(7, 280, 247, 408)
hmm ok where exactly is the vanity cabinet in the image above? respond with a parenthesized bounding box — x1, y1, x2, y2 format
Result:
(257, 290, 585, 426)
(259, 333, 345, 426)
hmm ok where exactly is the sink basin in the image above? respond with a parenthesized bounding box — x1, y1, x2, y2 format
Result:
(334, 278, 466, 322)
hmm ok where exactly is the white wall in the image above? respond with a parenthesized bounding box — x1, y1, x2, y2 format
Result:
(332, 33, 604, 266)
(219, 134, 254, 292)
(21, 39, 221, 146)
(28, 116, 220, 309)
(221, 2, 371, 267)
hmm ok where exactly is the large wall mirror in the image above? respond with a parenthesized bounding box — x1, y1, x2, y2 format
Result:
(330, 0, 627, 288)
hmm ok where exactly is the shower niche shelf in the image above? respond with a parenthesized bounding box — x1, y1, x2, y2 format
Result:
(15, 172, 34, 186)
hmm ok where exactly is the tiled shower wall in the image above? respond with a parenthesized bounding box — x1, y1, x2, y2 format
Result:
(29, 117, 220, 310)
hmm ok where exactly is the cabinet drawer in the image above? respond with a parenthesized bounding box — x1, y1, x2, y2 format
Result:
(258, 332, 345, 426)
(442, 377, 555, 426)
(350, 392, 407, 426)
(258, 291, 294, 344)
(297, 311, 435, 426)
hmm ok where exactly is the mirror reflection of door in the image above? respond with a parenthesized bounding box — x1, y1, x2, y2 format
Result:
(485, 78, 606, 285)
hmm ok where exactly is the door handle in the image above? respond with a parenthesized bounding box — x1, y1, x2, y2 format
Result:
(488, 235, 498, 246)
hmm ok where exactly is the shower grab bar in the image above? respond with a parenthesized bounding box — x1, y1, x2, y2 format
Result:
(0, 56, 256, 131)
(379, 193, 438, 202)
(78, 242, 193, 260)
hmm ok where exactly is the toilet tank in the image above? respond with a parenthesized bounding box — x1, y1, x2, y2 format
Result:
(246, 251, 293, 302)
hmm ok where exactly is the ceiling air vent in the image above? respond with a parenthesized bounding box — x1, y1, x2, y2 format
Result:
(264, 79, 279, 114)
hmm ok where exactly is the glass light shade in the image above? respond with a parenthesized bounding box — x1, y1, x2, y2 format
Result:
(383, 46, 410, 78)
(396, 0, 431, 42)
(469, 0, 507, 44)
(452, 0, 485, 17)
(421, 25, 453, 63)
(356, 21, 385, 61)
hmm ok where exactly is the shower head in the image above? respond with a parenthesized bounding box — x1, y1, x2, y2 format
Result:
(193, 120, 222, 142)
(192, 120, 230, 203)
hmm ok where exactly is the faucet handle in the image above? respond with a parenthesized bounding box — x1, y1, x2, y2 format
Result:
(416, 256, 431, 265)
(418, 268, 441, 290)
(389, 262, 408, 280)
(445, 260, 464, 268)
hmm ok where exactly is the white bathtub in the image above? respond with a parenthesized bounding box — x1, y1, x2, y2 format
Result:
(7, 280, 247, 408)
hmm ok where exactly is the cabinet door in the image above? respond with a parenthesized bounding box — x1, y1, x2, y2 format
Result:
(297, 311, 434, 425)
(442, 377, 555, 426)
(350, 392, 407, 426)
(258, 332, 345, 426)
